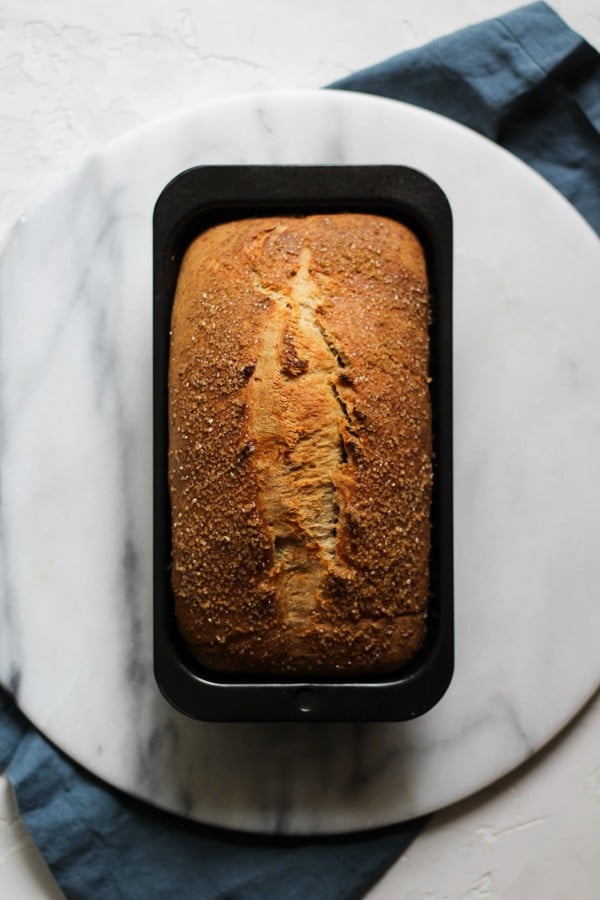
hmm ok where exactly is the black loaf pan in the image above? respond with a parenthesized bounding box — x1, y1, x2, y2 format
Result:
(153, 165, 453, 722)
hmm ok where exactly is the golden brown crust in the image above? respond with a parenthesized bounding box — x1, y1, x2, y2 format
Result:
(168, 213, 431, 675)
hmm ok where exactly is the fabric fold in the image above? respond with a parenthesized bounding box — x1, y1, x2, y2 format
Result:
(330, 2, 600, 231)
(1, 688, 425, 900)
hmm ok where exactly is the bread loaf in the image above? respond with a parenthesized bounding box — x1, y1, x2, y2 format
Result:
(168, 213, 432, 676)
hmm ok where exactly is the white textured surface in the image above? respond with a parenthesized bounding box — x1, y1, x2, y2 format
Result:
(1, 1, 599, 897)
(370, 689, 600, 900)
(0, 780, 62, 900)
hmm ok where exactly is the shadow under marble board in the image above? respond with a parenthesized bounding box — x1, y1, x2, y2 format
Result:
(0, 90, 599, 836)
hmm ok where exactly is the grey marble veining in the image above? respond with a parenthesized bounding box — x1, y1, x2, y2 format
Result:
(1, 90, 599, 834)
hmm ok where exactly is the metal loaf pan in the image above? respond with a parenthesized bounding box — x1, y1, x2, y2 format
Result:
(154, 165, 453, 722)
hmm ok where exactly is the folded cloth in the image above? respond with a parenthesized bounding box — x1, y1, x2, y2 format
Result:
(0, 692, 424, 900)
(331, 1, 600, 233)
(0, 4, 598, 900)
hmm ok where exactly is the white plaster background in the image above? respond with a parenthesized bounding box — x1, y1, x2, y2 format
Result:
(0, 1, 599, 897)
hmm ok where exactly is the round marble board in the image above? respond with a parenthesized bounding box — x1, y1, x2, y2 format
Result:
(1, 90, 599, 836)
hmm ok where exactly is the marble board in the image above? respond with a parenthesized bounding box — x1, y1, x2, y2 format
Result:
(1, 90, 599, 835)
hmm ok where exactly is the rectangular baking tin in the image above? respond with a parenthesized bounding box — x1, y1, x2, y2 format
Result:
(154, 165, 453, 722)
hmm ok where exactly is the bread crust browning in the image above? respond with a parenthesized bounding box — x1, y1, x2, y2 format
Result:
(168, 213, 432, 675)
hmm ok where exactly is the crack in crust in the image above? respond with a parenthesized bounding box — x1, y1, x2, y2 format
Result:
(248, 246, 357, 625)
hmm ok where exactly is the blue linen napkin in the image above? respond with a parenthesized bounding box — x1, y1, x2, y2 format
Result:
(1, 4, 598, 898)
(0, 692, 424, 900)
(330, 1, 600, 233)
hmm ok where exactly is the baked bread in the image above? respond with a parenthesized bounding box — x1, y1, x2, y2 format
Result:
(168, 213, 432, 676)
